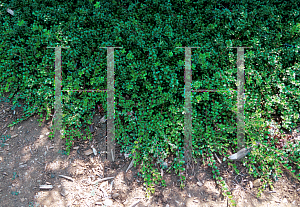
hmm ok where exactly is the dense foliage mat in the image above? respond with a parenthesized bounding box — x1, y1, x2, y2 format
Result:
(0, 0, 300, 205)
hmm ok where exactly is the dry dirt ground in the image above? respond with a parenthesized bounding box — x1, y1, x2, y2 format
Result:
(0, 91, 300, 207)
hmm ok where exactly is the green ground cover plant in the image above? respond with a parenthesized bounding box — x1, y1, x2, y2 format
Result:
(0, 0, 300, 205)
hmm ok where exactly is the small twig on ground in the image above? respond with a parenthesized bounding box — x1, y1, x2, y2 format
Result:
(92, 177, 114, 185)
(39, 185, 53, 190)
(59, 175, 74, 182)
(214, 152, 222, 164)
(126, 159, 134, 173)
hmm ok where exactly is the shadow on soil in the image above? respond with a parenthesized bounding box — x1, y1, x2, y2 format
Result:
(0, 91, 299, 207)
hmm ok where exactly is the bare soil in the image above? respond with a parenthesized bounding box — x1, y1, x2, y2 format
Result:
(0, 91, 300, 207)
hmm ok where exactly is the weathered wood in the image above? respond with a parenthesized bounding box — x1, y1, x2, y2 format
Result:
(101, 47, 122, 162)
(47, 46, 70, 164)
